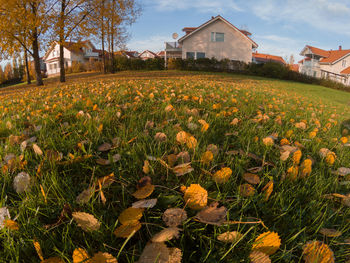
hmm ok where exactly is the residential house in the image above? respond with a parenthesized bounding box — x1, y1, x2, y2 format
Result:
(43, 40, 102, 76)
(299, 45, 350, 85)
(114, 50, 139, 58)
(138, 50, 159, 60)
(164, 15, 258, 63)
(290, 64, 300, 73)
(252, 52, 286, 65)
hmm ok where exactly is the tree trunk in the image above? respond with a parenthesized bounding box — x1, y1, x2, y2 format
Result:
(101, 0, 106, 74)
(111, 0, 115, 73)
(24, 50, 31, 85)
(59, 0, 66, 83)
(32, 30, 43, 86)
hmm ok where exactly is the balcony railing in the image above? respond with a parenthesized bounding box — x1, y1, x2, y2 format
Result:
(165, 42, 182, 52)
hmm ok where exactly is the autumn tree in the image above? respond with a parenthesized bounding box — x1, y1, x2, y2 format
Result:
(49, 0, 92, 82)
(88, 0, 141, 73)
(0, 0, 51, 86)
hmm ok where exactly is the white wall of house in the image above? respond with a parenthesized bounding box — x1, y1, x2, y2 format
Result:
(320, 54, 350, 76)
(180, 19, 253, 63)
(45, 43, 73, 76)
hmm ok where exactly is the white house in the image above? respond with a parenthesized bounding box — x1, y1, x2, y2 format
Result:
(43, 40, 102, 76)
(164, 15, 258, 63)
(299, 45, 350, 85)
(138, 50, 159, 60)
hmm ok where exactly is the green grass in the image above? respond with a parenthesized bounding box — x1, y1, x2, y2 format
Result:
(1, 71, 350, 262)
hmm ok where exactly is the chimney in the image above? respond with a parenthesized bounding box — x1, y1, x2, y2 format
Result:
(339, 45, 342, 50)
(211, 16, 215, 19)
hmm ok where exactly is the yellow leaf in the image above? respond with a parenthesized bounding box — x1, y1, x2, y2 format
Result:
(73, 248, 90, 263)
(118, 208, 143, 225)
(239, 184, 255, 197)
(292, 150, 302, 165)
(40, 184, 47, 203)
(261, 181, 273, 201)
(33, 144, 43, 156)
(252, 231, 281, 255)
(143, 160, 150, 174)
(184, 184, 208, 210)
(33, 239, 44, 261)
(114, 221, 141, 238)
(186, 136, 197, 149)
(90, 252, 117, 263)
(303, 241, 334, 263)
(4, 219, 19, 231)
(132, 184, 155, 199)
(198, 119, 209, 132)
(41, 257, 65, 263)
(212, 167, 232, 184)
(176, 131, 188, 144)
(201, 151, 213, 164)
(97, 124, 103, 133)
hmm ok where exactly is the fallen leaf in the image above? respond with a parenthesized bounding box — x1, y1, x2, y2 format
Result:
(239, 184, 255, 197)
(118, 208, 143, 225)
(114, 221, 142, 238)
(151, 227, 180, 243)
(173, 163, 194, 176)
(303, 241, 334, 263)
(217, 231, 243, 243)
(72, 248, 90, 263)
(249, 251, 271, 263)
(252, 231, 281, 255)
(243, 173, 260, 185)
(162, 208, 187, 227)
(137, 242, 169, 263)
(132, 184, 155, 199)
(33, 144, 43, 156)
(319, 228, 342, 237)
(98, 143, 112, 152)
(72, 212, 101, 232)
(132, 199, 157, 209)
(195, 202, 227, 226)
(90, 252, 117, 263)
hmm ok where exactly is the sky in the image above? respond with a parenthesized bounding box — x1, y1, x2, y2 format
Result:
(126, 0, 350, 62)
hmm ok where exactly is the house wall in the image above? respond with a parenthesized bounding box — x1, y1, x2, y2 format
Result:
(320, 54, 350, 85)
(45, 43, 73, 76)
(180, 19, 253, 63)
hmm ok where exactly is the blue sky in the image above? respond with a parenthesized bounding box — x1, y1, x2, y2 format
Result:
(127, 0, 350, 61)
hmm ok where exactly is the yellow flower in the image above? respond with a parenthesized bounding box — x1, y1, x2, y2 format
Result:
(280, 138, 289, 146)
(184, 184, 208, 210)
(340, 136, 348, 144)
(212, 167, 232, 184)
(263, 137, 274, 146)
(309, 131, 317, 139)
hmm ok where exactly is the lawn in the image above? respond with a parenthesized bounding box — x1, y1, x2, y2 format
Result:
(1, 71, 350, 263)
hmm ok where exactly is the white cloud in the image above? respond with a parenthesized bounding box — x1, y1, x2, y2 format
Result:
(145, 0, 243, 13)
(249, 0, 350, 35)
(126, 35, 172, 52)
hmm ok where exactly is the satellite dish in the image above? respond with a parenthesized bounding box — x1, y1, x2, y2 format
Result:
(172, 33, 178, 40)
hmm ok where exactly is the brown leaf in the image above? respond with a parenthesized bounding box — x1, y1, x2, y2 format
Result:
(151, 227, 180, 242)
(319, 228, 342, 237)
(162, 208, 187, 227)
(33, 144, 43, 156)
(243, 173, 260, 185)
(217, 231, 243, 243)
(176, 151, 190, 164)
(249, 251, 271, 263)
(97, 143, 112, 152)
(132, 184, 155, 199)
(114, 221, 141, 238)
(173, 163, 194, 176)
(137, 176, 152, 189)
(72, 212, 101, 232)
(195, 202, 227, 226)
(137, 242, 169, 263)
(132, 199, 157, 209)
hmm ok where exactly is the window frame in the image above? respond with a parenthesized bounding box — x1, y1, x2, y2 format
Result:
(211, 32, 225, 42)
(196, 52, 206, 59)
(186, 52, 195, 59)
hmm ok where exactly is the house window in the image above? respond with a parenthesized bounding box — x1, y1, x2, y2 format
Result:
(54, 63, 57, 69)
(313, 71, 316, 77)
(342, 60, 347, 67)
(186, 52, 195, 59)
(196, 52, 205, 59)
(211, 32, 224, 42)
(65, 61, 68, 68)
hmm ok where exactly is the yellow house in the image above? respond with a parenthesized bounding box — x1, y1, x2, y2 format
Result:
(173, 15, 258, 63)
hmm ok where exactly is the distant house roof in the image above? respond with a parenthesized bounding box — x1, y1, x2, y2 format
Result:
(252, 52, 286, 64)
(290, 64, 299, 72)
(340, 66, 350, 75)
(157, 51, 165, 57)
(139, 50, 159, 57)
(178, 15, 258, 48)
(300, 45, 350, 65)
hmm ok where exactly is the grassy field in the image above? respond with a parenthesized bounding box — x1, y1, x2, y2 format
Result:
(1, 71, 350, 262)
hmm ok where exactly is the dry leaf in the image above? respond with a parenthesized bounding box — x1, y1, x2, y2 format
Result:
(73, 248, 90, 263)
(41, 257, 65, 263)
(154, 132, 167, 142)
(195, 202, 227, 226)
(207, 144, 219, 156)
(319, 228, 342, 237)
(280, 151, 290, 161)
(167, 154, 177, 167)
(212, 167, 232, 184)
(132, 199, 157, 209)
(183, 184, 208, 210)
(0, 207, 10, 230)
(173, 163, 194, 176)
(151, 227, 180, 242)
(201, 151, 213, 164)
(176, 151, 190, 164)
(143, 160, 150, 174)
(91, 252, 117, 263)
(33, 239, 44, 261)
(13, 172, 31, 193)
(96, 158, 110, 165)
(4, 219, 19, 230)
(252, 231, 281, 255)
(217, 231, 243, 243)
(243, 173, 260, 185)
(168, 247, 182, 263)
(98, 143, 112, 152)
(72, 212, 101, 232)
(239, 184, 255, 197)
(262, 181, 274, 201)
(132, 184, 155, 199)
(137, 242, 170, 263)
(118, 208, 143, 225)
(303, 241, 334, 263)
(176, 131, 188, 144)
(97, 173, 115, 189)
(114, 221, 142, 238)
(249, 251, 271, 263)
(33, 143, 43, 156)
(137, 176, 152, 189)
(76, 188, 94, 204)
(162, 208, 187, 227)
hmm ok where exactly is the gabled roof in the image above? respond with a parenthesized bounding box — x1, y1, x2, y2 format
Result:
(319, 49, 350, 64)
(178, 15, 258, 48)
(43, 40, 98, 60)
(290, 64, 299, 72)
(300, 45, 330, 57)
(157, 51, 165, 56)
(252, 52, 286, 64)
(139, 50, 158, 57)
(340, 66, 350, 75)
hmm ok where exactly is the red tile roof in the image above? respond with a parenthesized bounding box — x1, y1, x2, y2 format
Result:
(340, 66, 350, 75)
(290, 64, 299, 72)
(306, 45, 330, 57)
(252, 52, 286, 64)
(320, 49, 350, 64)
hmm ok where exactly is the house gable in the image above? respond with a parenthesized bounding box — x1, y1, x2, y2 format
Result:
(178, 15, 258, 48)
